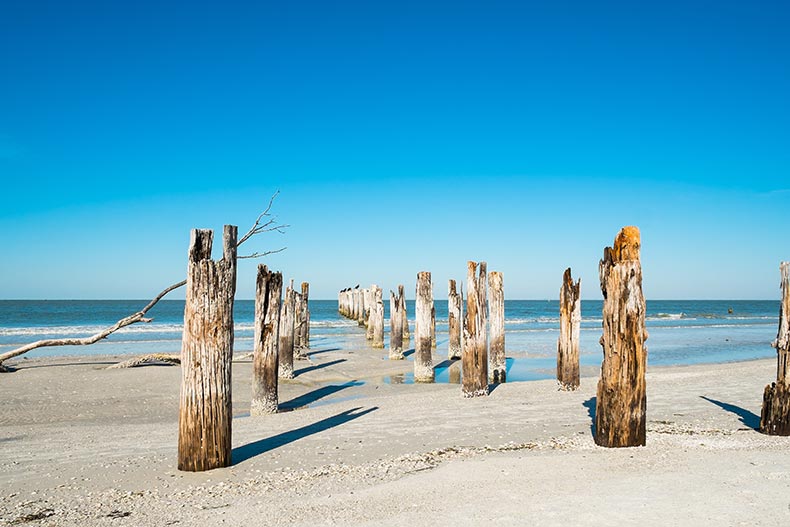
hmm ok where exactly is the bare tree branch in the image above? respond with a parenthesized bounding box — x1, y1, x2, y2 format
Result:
(0, 193, 288, 371)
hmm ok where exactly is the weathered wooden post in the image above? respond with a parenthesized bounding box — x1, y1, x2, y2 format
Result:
(415, 271, 435, 382)
(489, 271, 506, 383)
(431, 303, 437, 349)
(251, 265, 282, 416)
(389, 289, 404, 359)
(357, 288, 367, 327)
(448, 279, 462, 359)
(463, 261, 488, 397)
(178, 225, 237, 472)
(399, 284, 410, 342)
(595, 226, 647, 447)
(293, 290, 306, 359)
(366, 287, 375, 340)
(557, 268, 581, 391)
(278, 281, 296, 379)
(300, 282, 310, 349)
(371, 286, 385, 348)
(760, 261, 790, 435)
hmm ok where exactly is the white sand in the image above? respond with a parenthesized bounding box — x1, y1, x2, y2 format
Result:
(2, 350, 790, 526)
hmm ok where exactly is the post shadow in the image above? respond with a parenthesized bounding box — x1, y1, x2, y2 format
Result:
(305, 347, 340, 358)
(293, 359, 346, 377)
(700, 396, 760, 430)
(279, 381, 364, 411)
(232, 406, 378, 465)
(402, 348, 415, 358)
(582, 397, 596, 437)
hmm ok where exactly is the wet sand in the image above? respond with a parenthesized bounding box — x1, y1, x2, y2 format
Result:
(1, 345, 790, 526)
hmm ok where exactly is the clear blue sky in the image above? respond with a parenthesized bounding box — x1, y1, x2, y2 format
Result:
(1, 1, 788, 300)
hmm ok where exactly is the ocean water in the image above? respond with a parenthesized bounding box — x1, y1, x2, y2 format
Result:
(0, 300, 780, 374)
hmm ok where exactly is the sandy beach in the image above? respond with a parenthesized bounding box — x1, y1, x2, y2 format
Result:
(2, 346, 790, 526)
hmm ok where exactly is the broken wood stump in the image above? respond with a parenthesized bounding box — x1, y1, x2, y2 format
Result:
(448, 279, 462, 360)
(761, 261, 790, 435)
(371, 285, 385, 348)
(399, 284, 410, 342)
(595, 226, 647, 447)
(415, 271, 435, 382)
(463, 261, 488, 398)
(557, 268, 581, 391)
(278, 281, 296, 378)
(178, 225, 237, 472)
(489, 271, 505, 383)
(389, 288, 404, 359)
(251, 265, 282, 416)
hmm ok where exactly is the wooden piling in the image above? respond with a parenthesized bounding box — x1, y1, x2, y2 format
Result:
(366, 287, 375, 340)
(399, 284, 410, 342)
(278, 281, 296, 379)
(293, 290, 306, 359)
(448, 279, 462, 359)
(595, 226, 647, 447)
(489, 271, 505, 383)
(557, 268, 581, 391)
(300, 282, 310, 349)
(462, 261, 488, 398)
(251, 265, 282, 416)
(389, 289, 404, 359)
(760, 262, 790, 435)
(415, 271, 435, 382)
(372, 285, 385, 348)
(431, 303, 436, 349)
(178, 226, 237, 472)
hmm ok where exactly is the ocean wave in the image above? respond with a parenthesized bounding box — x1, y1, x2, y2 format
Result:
(651, 313, 684, 320)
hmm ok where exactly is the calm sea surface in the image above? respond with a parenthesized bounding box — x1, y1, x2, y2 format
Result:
(0, 300, 780, 373)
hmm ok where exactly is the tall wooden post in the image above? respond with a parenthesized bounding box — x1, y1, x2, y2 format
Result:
(178, 225, 237, 472)
(293, 290, 306, 359)
(489, 271, 506, 383)
(278, 281, 296, 379)
(300, 282, 310, 349)
(366, 287, 375, 340)
(358, 288, 367, 327)
(463, 261, 488, 398)
(415, 271, 435, 382)
(399, 284, 410, 342)
(372, 285, 385, 348)
(431, 304, 437, 349)
(595, 226, 647, 447)
(448, 279, 462, 359)
(389, 289, 404, 359)
(760, 261, 790, 435)
(557, 268, 581, 391)
(251, 265, 282, 416)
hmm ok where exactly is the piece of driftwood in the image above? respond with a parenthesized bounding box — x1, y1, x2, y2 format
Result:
(0, 194, 287, 372)
(371, 286, 385, 348)
(389, 289, 404, 359)
(557, 268, 581, 390)
(251, 265, 282, 416)
(448, 279, 462, 360)
(278, 281, 296, 378)
(489, 271, 505, 383)
(178, 226, 237, 472)
(463, 261, 488, 398)
(760, 261, 790, 435)
(106, 353, 181, 369)
(595, 226, 647, 448)
(415, 271, 434, 382)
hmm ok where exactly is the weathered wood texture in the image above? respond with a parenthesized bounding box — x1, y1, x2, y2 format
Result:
(178, 226, 237, 472)
(399, 284, 410, 342)
(251, 265, 282, 416)
(431, 303, 437, 349)
(371, 286, 385, 348)
(488, 271, 506, 383)
(357, 288, 367, 327)
(293, 290, 306, 359)
(595, 226, 647, 448)
(557, 268, 581, 391)
(448, 280, 462, 359)
(462, 261, 489, 397)
(278, 282, 296, 379)
(299, 282, 310, 349)
(415, 271, 435, 382)
(365, 287, 375, 339)
(761, 261, 790, 435)
(389, 289, 404, 359)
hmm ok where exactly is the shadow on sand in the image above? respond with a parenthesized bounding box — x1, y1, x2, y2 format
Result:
(700, 396, 760, 430)
(293, 359, 346, 377)
(279, 381, 364, 411)
(582, 397, 596, 437)
(232, 406, 378, 465)
(304, 347, 340, 358)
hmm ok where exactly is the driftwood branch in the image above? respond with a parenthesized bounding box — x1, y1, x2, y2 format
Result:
(107, 353, 181, 369)
(0, 194, 287, 371)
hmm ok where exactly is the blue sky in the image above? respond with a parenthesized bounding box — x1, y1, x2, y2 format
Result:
(1, 0, 788, 300)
